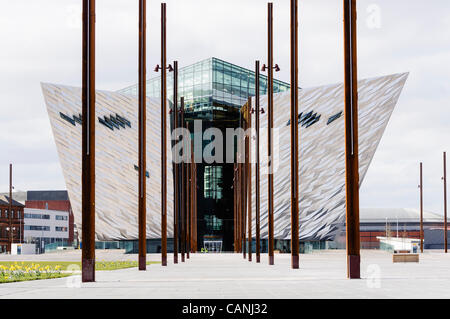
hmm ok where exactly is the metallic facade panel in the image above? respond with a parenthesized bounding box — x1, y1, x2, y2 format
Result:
(250, 73, 408, 240)
(42, 83, 174, 241)
(42, 72, 407, 242)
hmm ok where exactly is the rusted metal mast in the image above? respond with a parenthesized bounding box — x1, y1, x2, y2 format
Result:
(190, 139, 195, 253)
(239, 112, 245, 255)
(236, 114, 241, 253)
(267, 2, 275, 266)
(247, 98, 253, 262)
(255, 61, 261, 263)
(81, 0, 96, 282)
(420, 162, 424, 253)
(237, 135, 242, 253)
(186, 127, 191, 259)
(180, 97, 186, 262)
(193, 160, 197, 251)
(344, 0, 360, 279)
(138, 0, 147, 271)
(173, 61, 179, 263)
(8, 164, 12, 252)
(290, 0, 300, 269)
(243, 108, 248, 260)
(160, 2, 168, 267)
(233, 164, 237, 251)
(444, 152, 448, 253)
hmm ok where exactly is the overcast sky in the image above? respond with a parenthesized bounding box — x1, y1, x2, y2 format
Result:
(1, 0, 449, 216)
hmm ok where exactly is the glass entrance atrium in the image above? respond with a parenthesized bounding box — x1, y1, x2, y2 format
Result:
(118, 57, 290, 120)
(118, 57, 290, 251)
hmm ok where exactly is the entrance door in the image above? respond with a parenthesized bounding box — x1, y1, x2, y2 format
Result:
(204, 240, 223, 253)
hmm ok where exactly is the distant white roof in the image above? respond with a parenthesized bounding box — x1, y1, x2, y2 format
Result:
(360, 208, 443, 223)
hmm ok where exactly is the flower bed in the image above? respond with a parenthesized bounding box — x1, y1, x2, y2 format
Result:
(0, 262, 70, 283)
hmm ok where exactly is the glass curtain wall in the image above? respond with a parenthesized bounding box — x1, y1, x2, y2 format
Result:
(118, 57, 290, 117)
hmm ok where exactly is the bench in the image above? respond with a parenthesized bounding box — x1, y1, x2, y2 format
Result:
(393, 254, 419, 263)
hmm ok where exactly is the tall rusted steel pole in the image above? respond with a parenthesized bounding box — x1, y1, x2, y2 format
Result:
(173, 61, 179, 263)
(267, 2, 275, 266)
(290, 0, 300, 269)
(344, 0, 360, 279)
(186, 127, 191, 259)
(193, 160, 197, 251)
(234, 164, 238, 252)
(419, 162, 424, 253)
(81, 0, 96, 282)
(138, 0, 147, 271)
(237, 147, 241, 253)
(243, 109, 248, 260)
(180, 97, 186, 262)
(255, 61, 261, 263)
(247, 98, 253, 262)
(444, 152, 448, 253)
(8, 164, 12, 252)
(160, 2, 168, 267)
(190, 139, 195, 253)
(239, 113, 244, 254)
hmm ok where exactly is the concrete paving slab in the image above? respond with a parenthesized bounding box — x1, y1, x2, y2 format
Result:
(0, 250, 449, 299)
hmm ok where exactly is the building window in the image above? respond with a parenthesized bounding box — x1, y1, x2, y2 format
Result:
(55, 215, 68, 221)
(24, 225, 50, 231)
(204, 215, 223, 231)
(55, 227, 68, 232)
(24, 213, 50, 220)
(327, 111, 343, 125)
(204, 166, 223, 200)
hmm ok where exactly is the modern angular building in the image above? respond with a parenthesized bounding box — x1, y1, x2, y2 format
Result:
(41, 57, 408, 252)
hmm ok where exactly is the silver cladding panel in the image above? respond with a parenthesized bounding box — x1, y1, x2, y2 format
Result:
(249, 73, 408, 240)
(42, 83, 174, 241)
(42, 72, 407, 241)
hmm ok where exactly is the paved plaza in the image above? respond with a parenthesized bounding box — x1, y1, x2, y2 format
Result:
(0, 250, 449, 299)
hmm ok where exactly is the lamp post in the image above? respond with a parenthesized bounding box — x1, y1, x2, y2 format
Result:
(154, 3, 170, 266)
(261, 2, 280, 266)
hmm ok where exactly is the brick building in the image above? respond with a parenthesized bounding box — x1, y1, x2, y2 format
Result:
(0, 195, 25, 253)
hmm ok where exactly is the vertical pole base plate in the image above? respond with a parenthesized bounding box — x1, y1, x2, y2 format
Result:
(162, 256, 167, 266)
(291, 255, 299, 269)
(269, 255, 274, 265)
(139, 256, 146, 271)
(256, 255, 260, 263)
(82, 258, 95, 282)
(347, 255, 360, 279)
